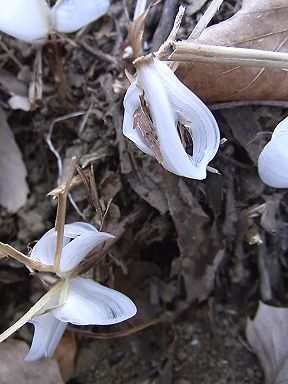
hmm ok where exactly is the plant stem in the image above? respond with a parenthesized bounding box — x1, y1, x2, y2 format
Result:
(54, 156, 76, 273)
(0, 281, 64, 343)
(0, 243, 54, 273)
(188, 0, 225, 41)
(169, 42, 288, 69)
(168, 0, 224, 72)
(134, 0, 147, 20)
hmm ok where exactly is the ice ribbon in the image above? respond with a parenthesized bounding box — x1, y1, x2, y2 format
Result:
(0, 0, 110, 43)
(123, 57, 220, 180)
(0, 222, 137, 361)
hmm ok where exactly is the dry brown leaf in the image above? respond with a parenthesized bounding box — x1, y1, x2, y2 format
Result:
(54, 332, 77, 383)
(0, 107, 29, 213)
(221, 107, 266, 165)
(0, 340, 64, 384)
(176, 0, 288, 102)
(128, 156, 169, 215)
(165, 174, 224, 303)
(247, 301, 288, 384)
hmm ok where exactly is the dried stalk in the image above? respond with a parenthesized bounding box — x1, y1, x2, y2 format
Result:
(0, 243, 54, 273)
(169, 42, 288, 70)
(188, 0, 224, 41)
(134, 0, 147, 20)
(53, 157, 77, 273)
(0, 281, 64, 343)
(167, 0, 224, 72)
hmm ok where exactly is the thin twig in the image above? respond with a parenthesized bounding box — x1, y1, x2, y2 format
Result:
(168, 0, 223, 72)
(188, 0, 224, 41)
(0, 281, 64, 343)
(45, 112, 85, 184)
(70, 314, 167, 339)
(156, 5, 185, 60)
(0, 243, 54, 273)
(77, 39, 118, 66)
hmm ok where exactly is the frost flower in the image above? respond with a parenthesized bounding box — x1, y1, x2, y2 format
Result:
(123, 56, 220, 180)
(258, 116, 288, 188)
(0, 0, 110, 43)
(2, 222, 137, 361)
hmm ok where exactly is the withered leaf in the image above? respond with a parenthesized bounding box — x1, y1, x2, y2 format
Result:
(221, 107, 266, 165)
(0, 68, 28, 97)
(0, 107, 29, 213)
(176, 0, 288, 102)
(165, 174, 224, 303)
(247, 301, 288, 384)
(54, 332, 77, 383)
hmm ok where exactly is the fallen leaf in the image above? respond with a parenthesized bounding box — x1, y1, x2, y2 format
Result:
(247, 301, 288, 384)
(221, 107, 266, 165)
(128, 155, 169, 215)
(165, 174, 224, 303)
(0, 68, 28, 97)
(0, 107, 29, 213)
(0, 340, 64, 384)
(176, 0, 288, 102)
(54, 332, 77, 383)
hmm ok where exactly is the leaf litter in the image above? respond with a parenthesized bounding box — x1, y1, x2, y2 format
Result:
(0, 0, 288, 383)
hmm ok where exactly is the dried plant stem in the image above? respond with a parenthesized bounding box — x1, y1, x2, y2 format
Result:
(170, 42, 288, 69)
(168, 0, 224, 72)
(156, 5, 185, 60)
(188, 0, 224, 41)
(0, 281, 64, 343)
(54, 157, 77, 273)
(0, 243, 54, 273)
(134, 0, 147, 20)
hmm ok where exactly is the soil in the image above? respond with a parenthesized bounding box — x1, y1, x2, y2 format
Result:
(0, 0, 287, 383)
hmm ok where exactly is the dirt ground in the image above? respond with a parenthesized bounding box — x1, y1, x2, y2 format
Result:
(0, 0, 287, 383)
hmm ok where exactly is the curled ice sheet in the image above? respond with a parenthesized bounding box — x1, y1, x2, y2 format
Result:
(30, 222, 114, 273)
(258, 116, 288, 188)
(123, 57, 220, 180)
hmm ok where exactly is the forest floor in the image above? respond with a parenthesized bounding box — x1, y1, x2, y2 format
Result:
(0, 0, 287, 383)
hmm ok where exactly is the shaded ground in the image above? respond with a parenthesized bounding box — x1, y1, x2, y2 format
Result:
(0, 0, 287, 383)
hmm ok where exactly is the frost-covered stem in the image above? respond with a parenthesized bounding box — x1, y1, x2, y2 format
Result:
(134, 0, 147, 20)
(169, 42, 288, 69)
